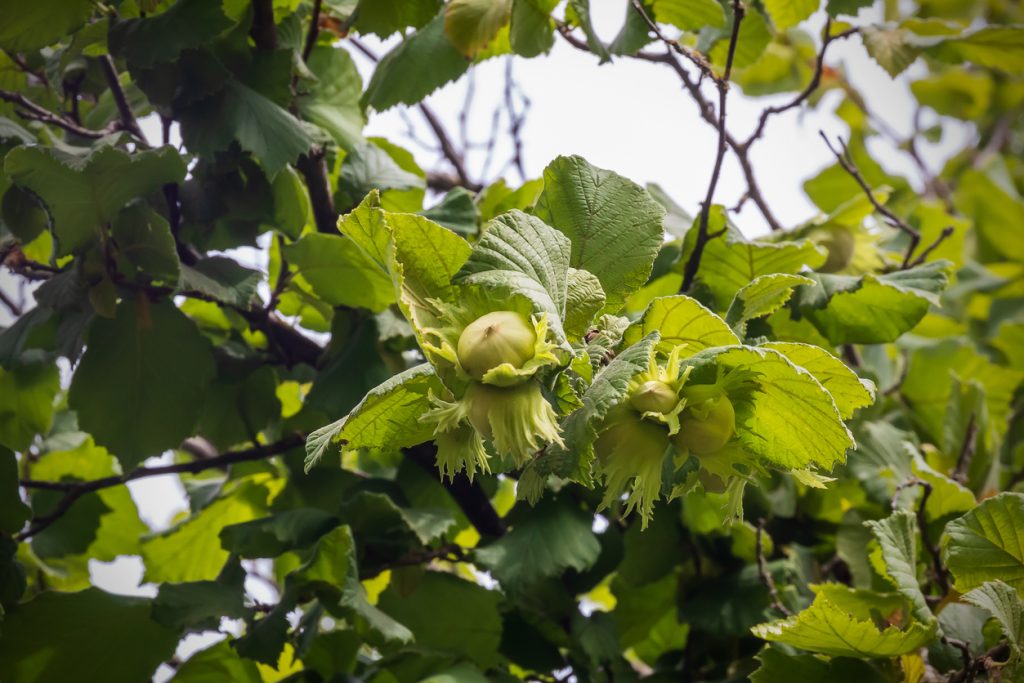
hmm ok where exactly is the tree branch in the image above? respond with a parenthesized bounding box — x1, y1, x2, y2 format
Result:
(952, 412, 978, 485)
(18, 433, 306, 540)
(0, 89, 120, 139)
(680, 0, 745, 292)
(302, 0, 323, 61)
(296, 150, 339, 233)
(250, 0, 279, 52)
(820, 132, 925, 269)
(0, 286, 22, 316)
(627, 1, 717, 81)
(406, 443, 506, 539)
(98, 55, 149, 145)
(892, 478, 949, 594)
(756, 518, 792, 616)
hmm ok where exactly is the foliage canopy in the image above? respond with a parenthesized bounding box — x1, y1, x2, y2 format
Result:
(1, 0, 1023, 681)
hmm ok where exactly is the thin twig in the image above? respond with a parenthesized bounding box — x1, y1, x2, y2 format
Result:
(99, 55, 148, 145)
(0, 90, 120, 139)
(952, 412, 978, 485)
(0, 287, 22, 316)
(17, 433, 305, 540)
(909, 226, 955, 268)
(819, 131, 923, 269)
(628, 0, 717, 81)
(302, 0, 322, 61)
(892, 478, 950, 593)
(680, 0, 745, 293)
(756, 518, 792, 616)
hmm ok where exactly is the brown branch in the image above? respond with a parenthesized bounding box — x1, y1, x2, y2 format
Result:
(627, 1, 717, 81)
(250, 0, 279, 52)
(892, 478, 949, 593)
(18, 433, 306, 540)
(908, 225, 955, 268)
(680, 0, 745, 293)
(756, 518, 792, 616)
(302, 0, 322, 61)
(406, 443, 506, 539)
(952, 412, 978, 485)
(743, 21, 857, 147)
(0, 90, 120, 139)
(296, 150, 338, 233)
(98, 55, 148, 145)
(349, 37, 480, 191)
(0, 286, 22, 316)
(819, 131, 923, 269)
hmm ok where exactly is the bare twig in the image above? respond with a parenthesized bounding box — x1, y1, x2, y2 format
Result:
(820, 132, 924, 269)
(680, 0, 745, 293)
(503, 58, 529, 182)
(0, 90, 120, 139)
(350, 36, 481, 191)
(908, 226, 955, 268)
(98, 55, 148, 145)
(952, 412, 978, 485)
(0, 287, 22, 316)
(302, 0, 322, 61)
(250, 0, 279, 52)
(743, 21, 858, 147)
(892, 478, 949, 593)
(628, 0, 717, 81)
(296, 149, 338, 233)
(18, 433, 306, 540)
(756, 518, 792, 616)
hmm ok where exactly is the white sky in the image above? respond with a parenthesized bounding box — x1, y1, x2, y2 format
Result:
(4, 1, 976, 674)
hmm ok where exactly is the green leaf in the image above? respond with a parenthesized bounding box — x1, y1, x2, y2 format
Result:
(510, 0, 558, 57)
(688, 226, 826, 309)
(623, 295, 740, 357)
(0, 0, 93, 52)
(826, 0, 872, 16)
(284, 233, 396, 311)
(269, 167, 312, 242)
(352, 0, 443, 37)
(363, 13, 471, 111)
(152, 559, 249, 631)
(475, 496, 601, 589)
(297, 45, 366, 150)
(141, 475, 273, 583)
(962, 580, 1024, 656)
(179, 256, 262, 308)
(564, 267, 606, 339)
(910, 67, 993, 121)
(0, 447, 29, 535)
(702, 345, 854, 471)
(4, 145, 186, 256)
(931, 26, 1024, 75)
(752, 584, 937, 657)
(338, 140, 425, 208)
(793, 261, 953, 345)
(865, 511, 934, 625)
(219, 508, 339, 558)
(111, 201, 181, 283)
(709, 8, 773, 69)
(68, 297, 215, 468)
(751, 645, 888, 683)
(0, 588, 179, 683)
(566, 0, 610, 61)
(304, 363, 443, 471)
(536, 155, 665, 313)
(28, 437, 147, 561)
(945, 493, 1024, 596)
(181, 80, 314, 176)
(0, 361, 58, 451)
(726, 274, 814, 333)
(421, 187, 480, 235)
(378, 571, 503, 668)
(762, 342, 874, 419)
(444, 0, 512, 57)
(455, 209, 571, 341)
(861, 26, 921, 78)
(653, 0, 725, 31)
(170, 641, 261, 682)
(109, 0, 233, 68)
(764, 0, 819, 29)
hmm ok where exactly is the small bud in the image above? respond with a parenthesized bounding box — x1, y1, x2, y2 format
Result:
(457, 310, 537, 380)
(629, 380, 679, 415)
